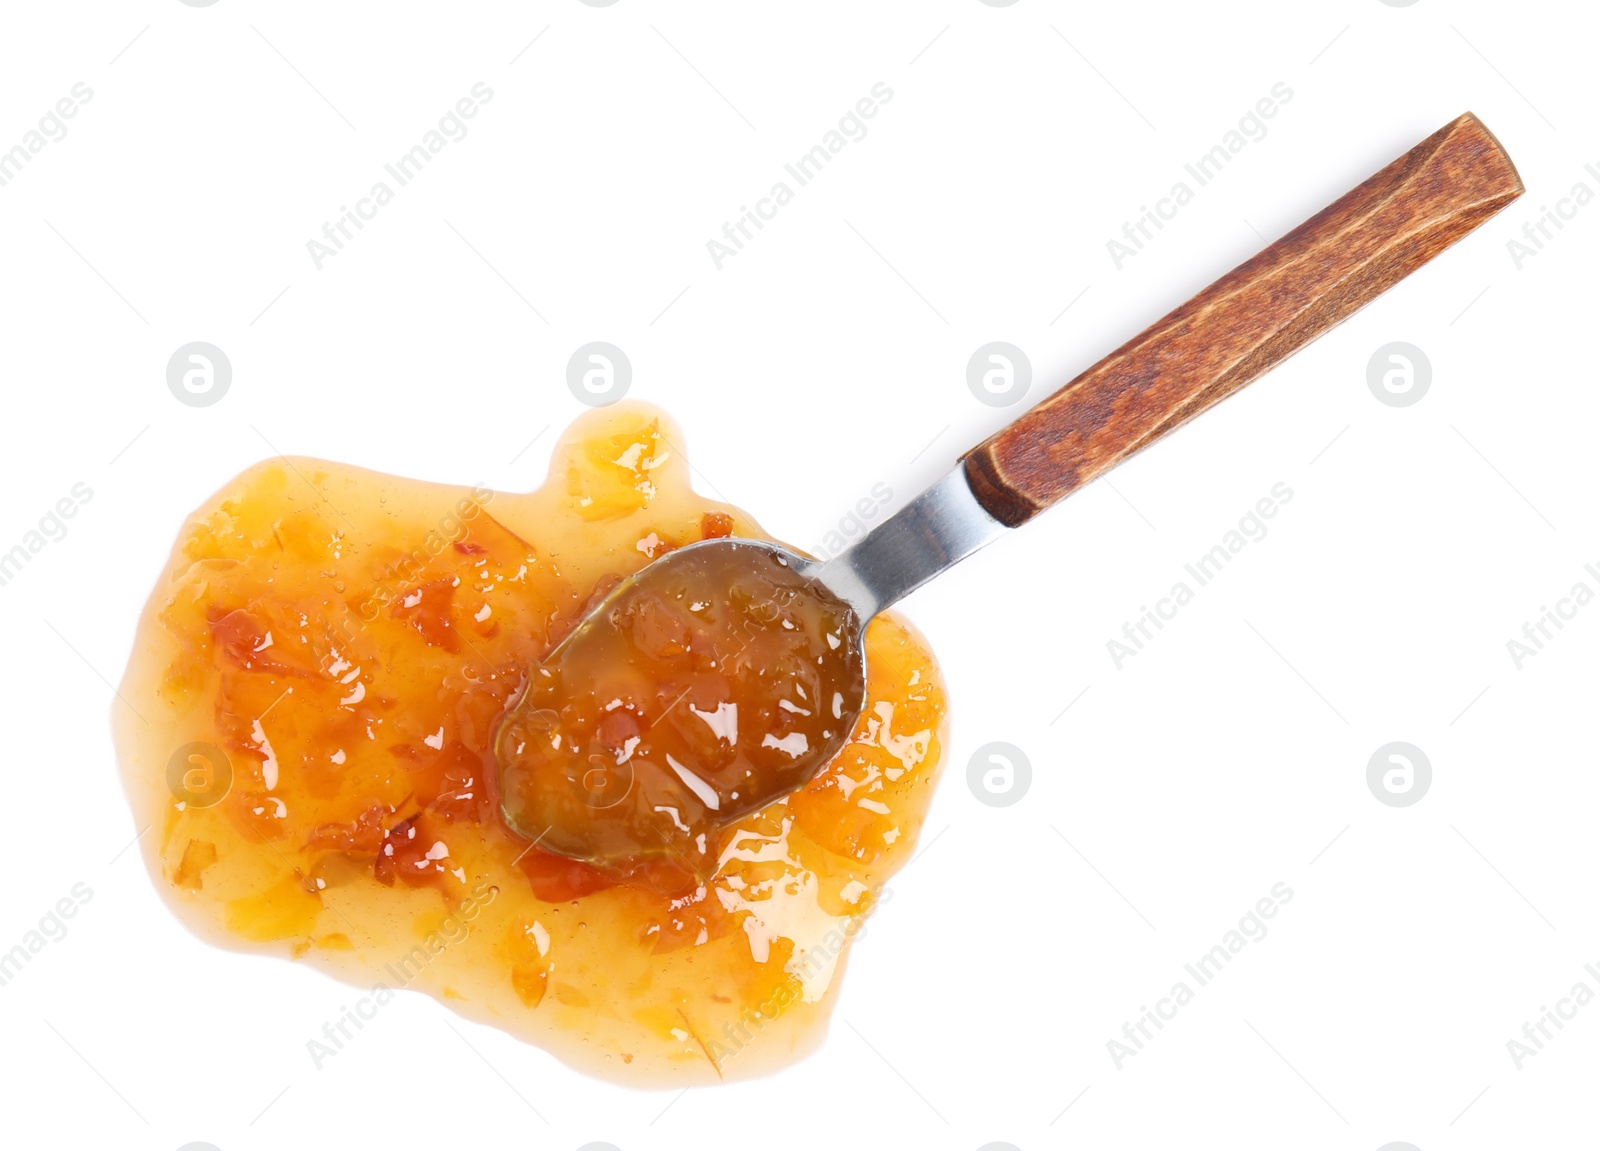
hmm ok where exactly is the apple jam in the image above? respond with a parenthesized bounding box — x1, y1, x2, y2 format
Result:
(114, 404, 947, 1084)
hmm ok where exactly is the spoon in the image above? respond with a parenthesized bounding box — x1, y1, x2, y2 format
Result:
(496, 111, 1522, 879)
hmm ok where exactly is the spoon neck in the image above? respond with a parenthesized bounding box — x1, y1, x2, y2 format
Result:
(805, 463, 1009, 622)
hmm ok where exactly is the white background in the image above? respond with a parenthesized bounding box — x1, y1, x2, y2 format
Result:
(0, 1, 1595, 1148)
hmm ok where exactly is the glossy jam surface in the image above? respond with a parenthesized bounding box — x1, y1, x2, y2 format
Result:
(498, 540, 866, 878)
(115, 405, 946, 1084)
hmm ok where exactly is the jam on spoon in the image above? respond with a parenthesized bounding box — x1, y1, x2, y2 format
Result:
(497, 541, 865, 880)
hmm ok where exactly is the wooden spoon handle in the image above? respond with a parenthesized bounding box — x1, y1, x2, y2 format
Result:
(962, 112, 1523, 527)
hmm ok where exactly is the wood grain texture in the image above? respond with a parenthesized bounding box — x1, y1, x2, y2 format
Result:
(962, 112, 1523, 527)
